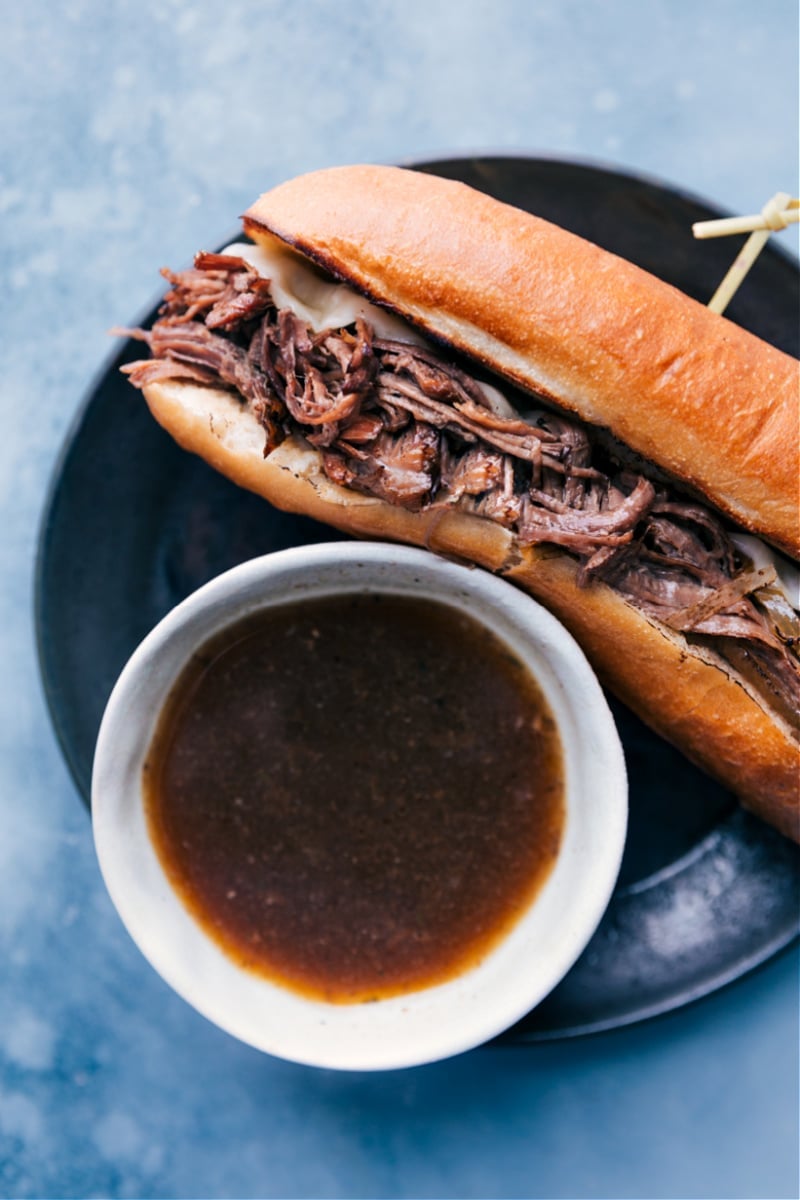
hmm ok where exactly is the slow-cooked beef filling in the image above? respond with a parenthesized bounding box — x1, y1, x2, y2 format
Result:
(123, 253, 800, 727)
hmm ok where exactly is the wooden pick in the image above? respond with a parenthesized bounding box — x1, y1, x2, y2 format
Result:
(702, 192, 794, 314)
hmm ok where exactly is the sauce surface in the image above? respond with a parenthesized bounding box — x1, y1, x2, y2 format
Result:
(144, 594, 565, 1002)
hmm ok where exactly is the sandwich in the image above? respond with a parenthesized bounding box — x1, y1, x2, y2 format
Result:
(118, 165, 800, 841)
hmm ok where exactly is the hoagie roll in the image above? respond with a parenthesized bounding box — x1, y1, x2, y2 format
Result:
(119, 165, 800, 840)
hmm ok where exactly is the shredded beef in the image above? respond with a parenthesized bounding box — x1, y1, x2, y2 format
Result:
(436, 442, 505, 505)
(663, 567, 777, 632)
(123, 317, 284, 448)
(123, 253, 800, 724)
(323, 424, 439, 509)
(160, 253, 274, 329)
(520, 476, 656, 545)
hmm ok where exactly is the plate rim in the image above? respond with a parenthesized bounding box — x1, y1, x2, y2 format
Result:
(34, 151, 800, 1043)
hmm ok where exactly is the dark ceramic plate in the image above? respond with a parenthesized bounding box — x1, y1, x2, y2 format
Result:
(35, 155, 800, 1041)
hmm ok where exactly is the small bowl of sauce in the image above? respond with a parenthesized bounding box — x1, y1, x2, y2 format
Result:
(92, 543, 627, 1069)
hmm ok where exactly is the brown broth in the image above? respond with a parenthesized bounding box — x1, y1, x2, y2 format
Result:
(143, 593, 565, 1002)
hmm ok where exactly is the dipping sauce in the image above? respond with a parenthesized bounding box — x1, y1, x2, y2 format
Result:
(144, 594, 565, 1003)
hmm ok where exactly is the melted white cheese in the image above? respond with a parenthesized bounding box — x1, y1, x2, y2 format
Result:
(223, 241, 426, 344)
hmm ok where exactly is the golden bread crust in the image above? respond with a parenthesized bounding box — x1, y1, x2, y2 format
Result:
(504, 549, 799, 841)
(142, 378, 799, 842)
(244, 165, 800, 558)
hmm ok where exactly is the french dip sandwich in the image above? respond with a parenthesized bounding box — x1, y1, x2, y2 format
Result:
(120, 165, 800, 841)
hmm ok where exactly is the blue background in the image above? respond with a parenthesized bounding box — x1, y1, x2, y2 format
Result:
(2, 2, 798, 1197)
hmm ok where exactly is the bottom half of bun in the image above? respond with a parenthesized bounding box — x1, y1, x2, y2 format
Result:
(142, 379, 800, 842)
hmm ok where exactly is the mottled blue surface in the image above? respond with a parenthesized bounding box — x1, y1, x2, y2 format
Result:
(2, 2, 799, 1197)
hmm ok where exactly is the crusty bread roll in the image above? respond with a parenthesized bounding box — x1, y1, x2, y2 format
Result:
(244, 166, 800, 559)
(130, 166, 799, 842)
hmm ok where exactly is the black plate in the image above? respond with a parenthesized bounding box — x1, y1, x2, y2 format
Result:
(35, 155, 800, 1041)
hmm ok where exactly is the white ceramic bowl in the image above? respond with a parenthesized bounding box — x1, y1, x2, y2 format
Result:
(92, 542, 627, 1070)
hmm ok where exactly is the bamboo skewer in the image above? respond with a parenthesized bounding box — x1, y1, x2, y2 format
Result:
(693, 200, 799, 239)
(693, 192, 796, 315)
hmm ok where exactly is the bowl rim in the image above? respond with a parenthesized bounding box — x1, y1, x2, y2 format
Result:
(92, 541, 628, 1070)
